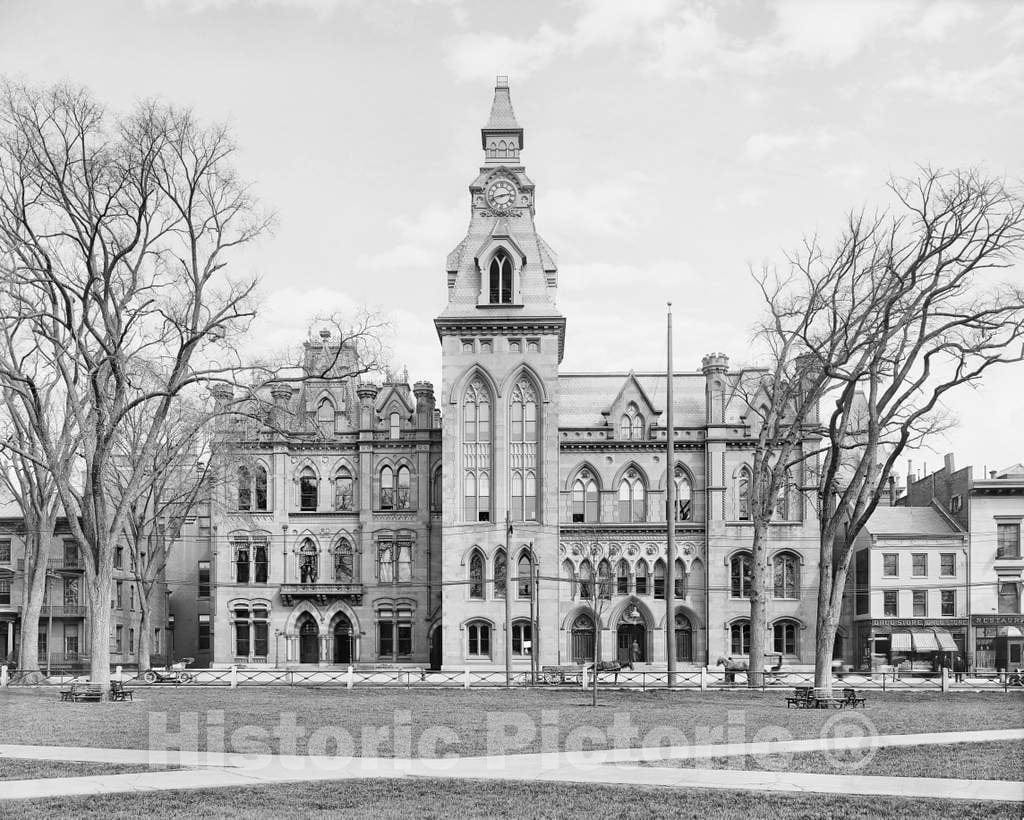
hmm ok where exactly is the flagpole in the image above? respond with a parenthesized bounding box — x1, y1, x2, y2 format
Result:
(665, 302, 677, 687)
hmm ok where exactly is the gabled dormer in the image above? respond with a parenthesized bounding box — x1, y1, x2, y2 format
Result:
(602, 372, 660, 441)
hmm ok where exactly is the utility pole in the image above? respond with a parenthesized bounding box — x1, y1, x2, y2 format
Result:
(665, 302, 677, 687)
(505, 511, 512, 688)
(528, 543, 537, 684)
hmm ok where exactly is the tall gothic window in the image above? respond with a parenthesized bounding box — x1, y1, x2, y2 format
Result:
(334, 539, 354, 583)
(380, 466, 395, 510)
(254, 466, 268, 511)
(389, 411, 401, 440)
(317, 398, 334, 434)
(571, 470, 599, 523)
(489, 250, 513, 304)
(299, 468, 318, 512)
(517, 551, 533, 599)
(299, 539, 318, 583)
(510, 378, 538, 521)
(673, 467, 692, 521)
(737, 467, 752, 521)
(463, 378, 492, 522)
(469, 550, 484, 599)
(618, 469, 646, 522)
(396, 465, 412, 510)
(773, 552, 800, 599)
(494, 549, 507, 599)
(237, 466, 252, 511)
(334, 467, 354, 511)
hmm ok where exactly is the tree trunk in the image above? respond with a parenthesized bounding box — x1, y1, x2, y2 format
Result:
(747, 520, 770, 688)
(17, 530, 50, 676)
(137, 588, 153, 672)
(85, 558, 113, 695)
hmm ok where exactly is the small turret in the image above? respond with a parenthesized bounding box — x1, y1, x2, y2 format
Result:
(701, 353, 729, 424)
(269, 382, 294, 430)
(482, 76, 523, 164)
(413, 381, 436, 428)
(356, 382, 379, 432)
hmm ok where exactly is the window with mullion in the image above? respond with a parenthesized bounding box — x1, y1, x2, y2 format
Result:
(509, 380, 538, 522)
(463, 378, 492, 522)
(997, 523, 1021, 559)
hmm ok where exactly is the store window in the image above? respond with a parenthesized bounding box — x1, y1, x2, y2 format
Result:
(883, 590, 898, 617)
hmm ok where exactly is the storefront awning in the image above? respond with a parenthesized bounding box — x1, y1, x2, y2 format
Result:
(933, 630, 958, 652)
(998, 626, 1024, 638)
(911, 631, 939, 652)
(891, 631, 912, 652)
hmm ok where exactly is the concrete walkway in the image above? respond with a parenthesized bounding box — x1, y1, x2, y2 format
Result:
(1, 728, 1022, 804)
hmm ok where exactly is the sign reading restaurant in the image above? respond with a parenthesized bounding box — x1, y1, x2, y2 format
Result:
(971, 614, 1024, 625)
(867, 618, 968, 628)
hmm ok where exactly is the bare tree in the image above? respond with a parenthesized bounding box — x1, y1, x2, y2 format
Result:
(0, 82, 269, 691)
(752, 169, 1024, 693)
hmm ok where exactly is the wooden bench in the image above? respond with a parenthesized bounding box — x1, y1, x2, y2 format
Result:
(110, 680, 135, 701)
(786, 686, 814, 708)
(842, 687, 866, 708)
(541, 665, 584, 685)
(59, 683, 103, 702)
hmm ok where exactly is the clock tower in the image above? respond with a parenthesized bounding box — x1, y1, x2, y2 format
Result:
(435, 76, 564, 669)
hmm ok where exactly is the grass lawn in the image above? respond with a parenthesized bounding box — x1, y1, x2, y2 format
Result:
(1, 687, 1021, 758)
(5, 778, 1023, 819)
(0, 759, 172, 780)
(642, 740, 1024, 781)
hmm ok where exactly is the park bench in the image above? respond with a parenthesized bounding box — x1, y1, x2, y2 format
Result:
(110, 680, 135, 701)
(58, 683, 103, 702)
(842, 687, 866, 708)
(541, 665, 585, 685)
(785, 685, 813, 708)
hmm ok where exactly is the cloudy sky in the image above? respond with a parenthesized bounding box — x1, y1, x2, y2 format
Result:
(2, 0, 1022, 479)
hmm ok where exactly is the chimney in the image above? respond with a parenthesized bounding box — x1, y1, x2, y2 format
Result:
(990, 470, 997, 479)
(413, 381, 436, 429)
(944, 453, 955, 475)
(269, 383, 294, 430)
(356, 382, 379, 432)
(887, 475, 896, 506)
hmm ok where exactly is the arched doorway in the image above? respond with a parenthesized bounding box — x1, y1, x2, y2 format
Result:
(332, 615, 352, 664)
(617, 602, 647, 664)
(298, 616, 319, 664)
(675, 612, 693, 663)
(571, 614, 595, 664)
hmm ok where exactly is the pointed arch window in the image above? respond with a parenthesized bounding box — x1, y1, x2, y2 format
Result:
(334, 467, 354, 511)
(334, 539, 354, 582)
(618, 469, 646, 522)
(620, 403, 644, 441)
(571, 470, 599, 523)
(773, 551, 800, 599)
(469, 550, 484, 599)
(517, 552, 533, 599)
(562, 558, 576, 598)
(489, 250, 513, 304)
(571, 614, 595, 664)
(674, 558, 686, 598)
(389, 411, 401, 440)
(673, 467, 692, 521)
(237, 466, 252, 511)
(431, 468, 442, 511)
(317, 398, 335, 434)
(578, 560, 594, 600)
(299, 468, 318, 512)
(635, 561, 649, 595)
(510, 378, 538, 522)
(597, 559, 612, 600)
(653, 559, 666, 599)
(463, 378, 492, 522)
(737, 467, 752, 521)
(396, 465, 412, 510)
(774, 470, 795, 520)
(616, 559, 630, 594)
(299, 539, 318, 584)
(254, 466, 268, 511)
(731, 552, 753, 598)
(380, 465, 395, 510)
(494, 549, 507, 599)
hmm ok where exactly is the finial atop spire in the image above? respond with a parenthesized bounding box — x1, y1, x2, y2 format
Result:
(482, 75, 524, 160)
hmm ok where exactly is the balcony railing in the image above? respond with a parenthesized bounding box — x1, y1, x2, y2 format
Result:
(15, 558, 83, 572)
(40, 605, 87, 618)
(279, 582, 363, 605)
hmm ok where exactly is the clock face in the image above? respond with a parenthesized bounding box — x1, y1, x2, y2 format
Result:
(486, 180, 516, 211)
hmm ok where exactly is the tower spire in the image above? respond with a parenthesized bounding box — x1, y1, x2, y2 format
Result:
(481, 75, 524, 162)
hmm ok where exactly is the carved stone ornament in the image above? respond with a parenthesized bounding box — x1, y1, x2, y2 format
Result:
(607, 543, 620, 557)
(678, 541, 698, 572)
(589, 543, 602, 558)
(558, 544, 567, 556)
(645, 544, 658, 557)
(626, 544, 639, 557)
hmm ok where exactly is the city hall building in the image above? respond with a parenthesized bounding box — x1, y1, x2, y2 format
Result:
(192, 79, 821, 672)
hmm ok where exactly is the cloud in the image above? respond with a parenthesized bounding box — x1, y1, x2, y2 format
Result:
(892, 55, 1024, 104)
(743, 129, 835, 162)
(145, 0, 465, 21)
(910, 0, 980, 41)
(355, 201, 465, 271)
(542, 172, 648, 240)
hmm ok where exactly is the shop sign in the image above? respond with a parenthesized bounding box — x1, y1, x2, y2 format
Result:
(867, 618, 967, 628)
(971, 614, 1024, 626)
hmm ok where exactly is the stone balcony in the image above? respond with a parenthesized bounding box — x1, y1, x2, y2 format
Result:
(279, 582, 363, 606)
